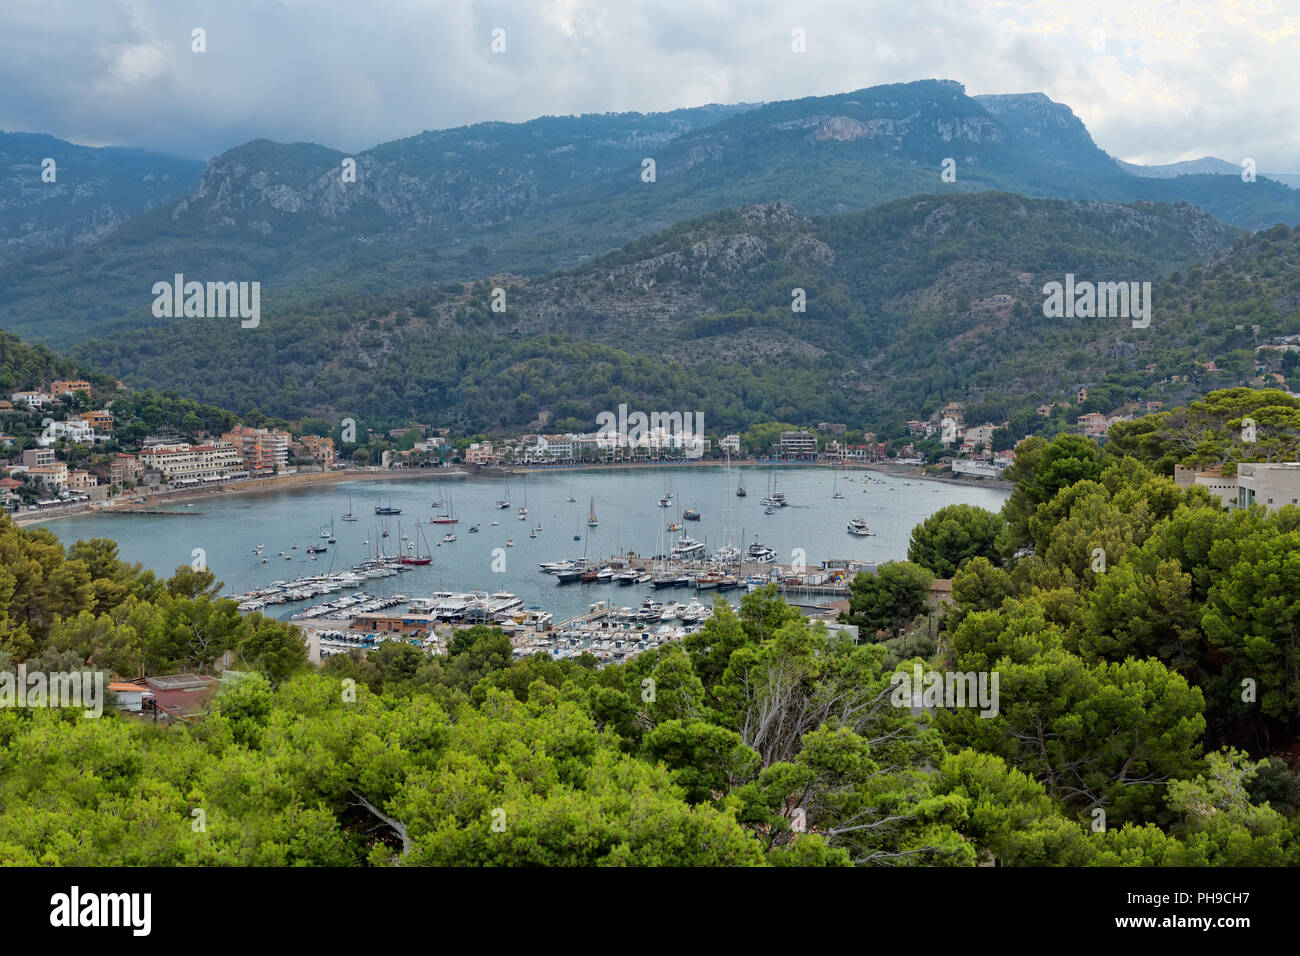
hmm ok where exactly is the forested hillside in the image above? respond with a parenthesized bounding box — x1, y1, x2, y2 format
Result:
(4, 396, 1300, 865)
(74, 192, 1290, 436)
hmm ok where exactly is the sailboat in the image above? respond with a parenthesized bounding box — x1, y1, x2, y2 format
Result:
(341, 492, 358, 521)
(761, 470, 788, 507)
(832, 475, 844, 499)
(431, 492, 458, 524)
(401, 525, 433, 564)
(375, 494, 401, 515)
(497, 480, 511, 509)
(736, 471, 746, 497)
(518, 484, 528, 521)
(587, 497, 598, 527)
(565, 482, 577, 503)
(430, 485, 443, 509)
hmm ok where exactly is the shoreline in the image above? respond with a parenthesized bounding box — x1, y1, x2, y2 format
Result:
(11, 467, 470, 526)
(510, 458, 1013, 490)
(12, 459, 1009, 527)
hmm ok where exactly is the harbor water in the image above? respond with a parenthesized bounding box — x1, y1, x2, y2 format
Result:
(44, 466, 1009, 621)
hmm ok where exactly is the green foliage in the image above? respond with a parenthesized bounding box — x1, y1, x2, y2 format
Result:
(845, 561, 935, 638)
(908, 504, 1004, 577)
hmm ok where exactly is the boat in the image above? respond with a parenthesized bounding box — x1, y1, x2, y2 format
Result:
(764, 505, 775, 515)
(306, 544, 327, 554)
(596, 567, 614, 583)
(375, 495, 401, 516)
(507, 539, 515, 547)
(746, 541, 778, 563)
(431, 493, 458, 524)
(666, 521, 682, 532)
(529, 530, 538, 538)
(587, 497, 598, 527)
(832, 475, 844, 499)
(468, 524, 480, 533)
(682, 509, 700, 521)
(401, 526, 434, 564)
(761, 471, 789, 507)
(518, 486, 528, 521)
(442, 532, 457, 543)
(736, 473, 746, 497)
(615, 569, 640, 585)
(847, 517, 873, 536)
(341, 493, 358, 521)
(695, 572, 724, 590)
(658, 496, 672, 508)
(573, 534, 581, 541)
(497, 480, 511, 510)
(554, 567, 583, 583)
(671, 535, 706, 560)
(565, 484, 578, 503)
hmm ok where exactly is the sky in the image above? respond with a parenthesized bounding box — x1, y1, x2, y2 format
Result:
(2, 0, 1297, 169)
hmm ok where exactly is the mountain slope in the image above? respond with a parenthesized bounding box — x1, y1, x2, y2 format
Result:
(5, 80, 1300, 349)
(72, 193, 1257, 436)
(0, 132, 204, 264)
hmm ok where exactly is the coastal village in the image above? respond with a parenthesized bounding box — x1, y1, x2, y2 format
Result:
(6, 374, 1300, 521)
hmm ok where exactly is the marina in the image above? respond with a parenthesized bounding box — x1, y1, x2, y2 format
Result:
(45, 465, 1008, 642)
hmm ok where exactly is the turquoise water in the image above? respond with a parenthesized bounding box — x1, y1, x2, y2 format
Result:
(45, 466, 1008, 621)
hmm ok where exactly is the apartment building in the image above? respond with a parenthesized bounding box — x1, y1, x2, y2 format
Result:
(963, 424, 998, 450)
(139, 441, 247, 484)
(464, 442, 496, 465)
(110, 453, 145, 489)
(67, 469, 98, 492)
(22, 448, 56, 468)
(297, 434, 336, 468)
(27, 463, 69, 488)
(222, 425, 291, 476)
(719, 434, 741, 454)
(779, 431, 818, 457)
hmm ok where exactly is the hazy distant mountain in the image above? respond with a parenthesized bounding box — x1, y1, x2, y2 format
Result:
(0, 132, 203, 264)
(5, 79, 1300, 347)
(1117, 155, 1299, 188)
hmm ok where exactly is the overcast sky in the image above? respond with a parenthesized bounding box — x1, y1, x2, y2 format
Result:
(3, 0, 1297, 169)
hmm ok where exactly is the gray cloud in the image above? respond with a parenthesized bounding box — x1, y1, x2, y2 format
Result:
(1, 0, 1296, 170)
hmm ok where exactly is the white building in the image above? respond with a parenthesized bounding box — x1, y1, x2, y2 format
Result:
(720, 434, 741, 454)
(11, 391, 50, 409)
(36, 419, 96, 447)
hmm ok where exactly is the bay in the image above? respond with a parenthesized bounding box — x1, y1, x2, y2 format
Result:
(44, 466, 1009, 622)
